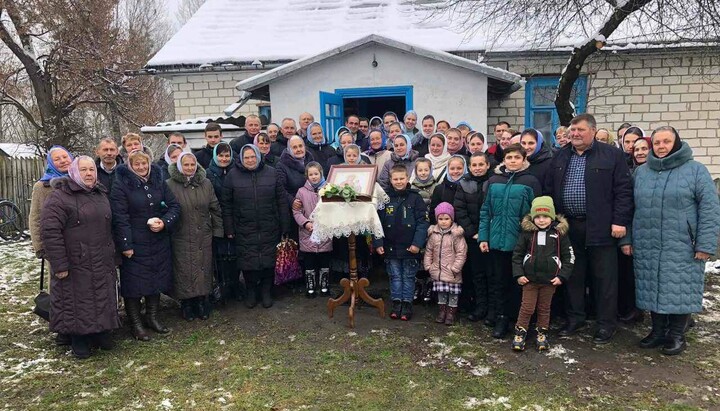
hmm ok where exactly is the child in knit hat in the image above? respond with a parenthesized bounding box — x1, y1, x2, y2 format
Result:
(423, 202, 467, 325)
(511, 196, 574, 351)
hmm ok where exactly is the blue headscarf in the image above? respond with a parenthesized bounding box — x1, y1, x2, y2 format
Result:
(532, 129, 544, 155)
(456, 121, 473, 130)
(332, 126, 351, 149)
(240, 144, 262, 170)
(39, 145, 74, 182)
(212, 142, 233, 167)
(306, 122, 327, 145)
(446, 155, 468, 183)
(395, 133, 413, 160)
(306, 161, 326, 190)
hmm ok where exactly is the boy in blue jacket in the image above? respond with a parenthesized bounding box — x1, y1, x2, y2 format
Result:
(375, 164, 430, 320)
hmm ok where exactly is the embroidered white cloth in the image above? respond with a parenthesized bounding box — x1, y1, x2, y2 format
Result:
(310, 183, 389, 243)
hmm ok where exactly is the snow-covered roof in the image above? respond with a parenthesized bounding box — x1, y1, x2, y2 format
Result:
(0, 143, 42, 158)
(235, 34, 523, 92)
(140, 115, 248, 134)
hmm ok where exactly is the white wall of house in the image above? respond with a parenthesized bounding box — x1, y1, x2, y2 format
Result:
(166, 71, 267, 118)
(485, 51, 720, 177)
(268, 44, 489, 135)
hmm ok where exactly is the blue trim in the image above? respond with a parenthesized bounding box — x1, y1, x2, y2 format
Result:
(334, 85, 413, 112)
(524, 76, 587, 146)
(319, 91, 344, 145)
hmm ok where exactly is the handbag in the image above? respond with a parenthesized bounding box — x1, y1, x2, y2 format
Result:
(274, 236, 302, 285)
(32, 259, 50, 322)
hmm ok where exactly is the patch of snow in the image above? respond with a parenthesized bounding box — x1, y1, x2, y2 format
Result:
(287, 335, 296, 342)
(705, 260, 720, 275)
(546, 344, 579, 366)
(465, 396, 512, 409)
(470, 366, 490, 377)
(159, 398, 173, 409)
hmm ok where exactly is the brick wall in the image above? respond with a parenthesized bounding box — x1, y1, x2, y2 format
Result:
(485, 50, 720, 176)
(168, 71, 268, 118)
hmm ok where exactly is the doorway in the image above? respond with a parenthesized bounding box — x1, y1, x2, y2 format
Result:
(343, 96, 406, 120)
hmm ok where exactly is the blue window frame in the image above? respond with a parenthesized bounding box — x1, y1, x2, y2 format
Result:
(524, 76, 587, 146)
(334, 85, 413, 113)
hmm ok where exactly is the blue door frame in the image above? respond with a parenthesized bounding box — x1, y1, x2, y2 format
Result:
(320, 85, 414, 144)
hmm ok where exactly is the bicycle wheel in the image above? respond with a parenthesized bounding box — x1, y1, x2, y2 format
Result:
(0, 200, 24, 241)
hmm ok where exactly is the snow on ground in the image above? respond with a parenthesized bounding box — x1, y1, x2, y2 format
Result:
(0, 239, 37, 297)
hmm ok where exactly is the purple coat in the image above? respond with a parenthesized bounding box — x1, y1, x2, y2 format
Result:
(293, 181, 332, 253)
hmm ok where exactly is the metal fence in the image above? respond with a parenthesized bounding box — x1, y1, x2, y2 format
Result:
(0, 156, 45, 227)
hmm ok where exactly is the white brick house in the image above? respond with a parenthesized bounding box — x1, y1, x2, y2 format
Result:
(141, 0, 720, 175)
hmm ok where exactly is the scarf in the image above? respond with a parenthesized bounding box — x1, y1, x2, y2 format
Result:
(306, 161, 326, 190)
(39, 146, 73, 182)
(212, 142, 233, 168)
(445, 155, 468, 183)
(287, 136, 307, 169)
(240, 144, 262, 170)
(651, 128, 683, 158)
(343, 144, 362, 165)
(68, 156, 96, 191)
(164, 144, 182, 165)
(176, 152, 197, 180)
(128, 149, 152, 182)
(394, 134, 413, 160)
(425, 133, 451, 179)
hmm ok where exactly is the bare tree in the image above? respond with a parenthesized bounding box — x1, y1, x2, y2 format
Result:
(0, 0, 173, 152)
(176, 0, 206, 26)
(423, 0, 720, 125)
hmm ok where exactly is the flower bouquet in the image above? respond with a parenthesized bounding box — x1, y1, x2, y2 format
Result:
(319, 183, 370, 202)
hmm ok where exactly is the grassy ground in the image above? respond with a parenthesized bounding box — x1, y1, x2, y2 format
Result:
(1, 239, 719, 410)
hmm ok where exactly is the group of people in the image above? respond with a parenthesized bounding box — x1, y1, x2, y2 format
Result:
(28, 108, 719, 360)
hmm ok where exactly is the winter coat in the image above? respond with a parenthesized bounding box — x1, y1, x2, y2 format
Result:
(41, 178, 120, 335)
(95, 157, 122, 194)
(206, 162, 230, 202)
(166, 164, 223, 299)
(453, 173, 489, 240)
(277, 149, 314, 207)
(156, 157, 171, 181)
(270, 134, 289, 157)
(193, 145, 215, 169)
(411, 178, 438, 206)
(512, 215, 574, 284)
(221, 160, 291, 271)
(29, 181, 55, 254)
(263, 152, 278, 168)
(544, 141, 634, 247)
(305, 139, 336, 175)
(629, 143, 720, 314)
(293, 181, 332, 253)
(378, 150, 419, 191)
(479, 163, 542, 252)
(365, 149, 391, 173)
(110, 164, 181, 298)
(526, 143, 553, 186)
(230, 132, 255, 156)
(423, 223, 467, 284)
(373, 186, 429, 259)
(413, 133, 430, 158)
(429, 178, 460, 225)
(353, 131, 369, 151)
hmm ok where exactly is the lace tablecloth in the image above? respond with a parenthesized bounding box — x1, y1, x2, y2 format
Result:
(310, 183, 389, 243)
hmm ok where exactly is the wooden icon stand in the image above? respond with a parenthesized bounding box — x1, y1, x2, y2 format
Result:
(327, 233, 384, 328)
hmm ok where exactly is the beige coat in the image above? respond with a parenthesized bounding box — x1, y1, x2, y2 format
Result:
(423, 223, 467, 284)
(29, 181, 54, 254)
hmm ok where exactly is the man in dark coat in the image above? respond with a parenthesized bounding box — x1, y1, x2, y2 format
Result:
(194, 122, 223, 169)
(271, 118, 297, 157)
(345, 114, 368, 150)
(544, 113, 633, 344)
(221, 144, 291, 309)
(41, 156, 120, 359)
(95, 137, 122, 193)
(230, 114, 262, 155)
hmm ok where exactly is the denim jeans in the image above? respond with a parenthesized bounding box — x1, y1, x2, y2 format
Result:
(386, 258, 419, 302)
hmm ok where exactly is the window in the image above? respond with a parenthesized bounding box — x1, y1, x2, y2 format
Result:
(524, 76, 587, 145)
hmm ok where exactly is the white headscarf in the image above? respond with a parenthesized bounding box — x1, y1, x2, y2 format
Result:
(424, 133, 451, 179)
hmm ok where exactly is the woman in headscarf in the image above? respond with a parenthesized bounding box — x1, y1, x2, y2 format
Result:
(364, 129, 391, 172)
(466, 132, 488, 155)
(30, 146, 73, 260)
(403, 110, 419, 135)
(221, 144, 291, 309)
(622, 126, 720, 355)
(329, 132, 371, 168)
(110, 149, 181, 341)
(166, 152, 223, 321)
(158, 144, 183, 181)
(205, 142, 241, 302)
(429, 155, 467, 224)
(304, 122, 335, 174)
(377, 133, 419, 191)
(425, 133, 452, 181)
(621, 126, 645, 170)
(632, 137, 651, 170)
(266, 123, 281, 143)
(519, 128, 553, 184)
(41, 156, 120, 359)
(254, 132, 277, 167)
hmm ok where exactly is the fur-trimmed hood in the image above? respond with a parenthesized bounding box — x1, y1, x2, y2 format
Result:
(493, 160, 530, 175)
(428, 222, 464, 238)
(521, 214, 569, 235)
(50, 176, 108, 194)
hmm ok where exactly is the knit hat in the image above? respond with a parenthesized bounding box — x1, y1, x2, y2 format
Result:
(434, 202, 455, 221)
(530, 196, 556, 220)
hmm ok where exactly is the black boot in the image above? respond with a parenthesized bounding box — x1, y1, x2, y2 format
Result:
(492, 315, 510, 339)
(71, 335, 91, 359)
(319, 268, 330, 296)
(261, 276, 274, 308)
(55, 333, 71, 346)
(124, 297, 150, 341)
(467, 304, 488, 322)
(181, 299, 195, 321)
(196, 296, 210, 320)
(390, 300, 402, 319)
(422, 279, 433, 303)
(662, 314, 689, 355)
(638, 312, 668, 349)
(145, 295, 169, 334)
(304, 270, 316, 298)
(93, 331, 115, 351)
(400, 301, 413, 321)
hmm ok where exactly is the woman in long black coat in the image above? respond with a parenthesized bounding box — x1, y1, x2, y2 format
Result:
(222, 144, 291, 309)
(41, 156, 120, 359)
(110, 149, 180, 341)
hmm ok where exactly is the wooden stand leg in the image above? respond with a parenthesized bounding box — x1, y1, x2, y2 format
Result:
(327, 233, 384, 327)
